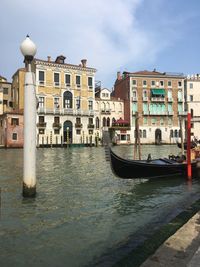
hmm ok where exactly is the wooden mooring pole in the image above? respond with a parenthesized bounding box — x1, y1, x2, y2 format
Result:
(134, 112, 141, 160)
(187, 113, 192, 180)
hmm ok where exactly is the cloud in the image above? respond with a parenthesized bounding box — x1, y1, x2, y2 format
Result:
(0, 0, 198, 87)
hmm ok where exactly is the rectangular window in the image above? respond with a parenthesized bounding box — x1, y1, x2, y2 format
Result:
(168, 81, 172, 87)
(39, 129, 45, 134)
(39, 71, 45, 85)
(88, 77, 93, 89)
(39, 116, 45, 123)
(3, 100, 8, 105)
(76, 98, 81, 109)
(54, 116, 60, 124)
(76, 117, 81, 124)
(65, 74, 71, 86)
(160, 81, 164, 87)
(54, 98, 59, 109)
(151, 81, 155, 86)
(54, 73, 60, 86)
(54, 129, 60, 135)
(11, 118, 19, 126)
(143, 117, 147, 125)
(88, 100, 93, 110)
(89, 130, 93, 135)
(190, 95, 193, 102)
(39, 97, 44, 108)
(76, 75, 81, 87)
(178, 81, 182, 87)
(132, 79, 137, 86)
(88, 118, 93, 124)
(190, 83, 193, 89)
(12, 133, 17, 140)
(76, 129, 81, 135)
(3, 88, 8, 94)
(143, 80, 147, 87)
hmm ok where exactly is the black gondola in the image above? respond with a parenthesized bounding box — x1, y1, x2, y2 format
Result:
(109, 148, 197, 179)
(177, 141, 197, 150)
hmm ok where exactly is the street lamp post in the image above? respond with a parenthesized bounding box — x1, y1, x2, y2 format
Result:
(20, 35, 37, 197)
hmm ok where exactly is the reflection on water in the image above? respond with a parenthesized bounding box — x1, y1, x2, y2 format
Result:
(0, 145, 200, 267)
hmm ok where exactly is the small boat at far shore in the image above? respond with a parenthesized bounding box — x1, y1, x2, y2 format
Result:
(177, 141, 197, 150)
(109, 148, 198, 179)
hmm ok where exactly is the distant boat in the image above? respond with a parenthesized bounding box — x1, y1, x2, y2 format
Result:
(177, 141, 197, 150)
(109, 148, 197, 179)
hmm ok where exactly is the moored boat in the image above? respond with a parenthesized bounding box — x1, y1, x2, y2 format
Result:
(109, 148, 197, 179)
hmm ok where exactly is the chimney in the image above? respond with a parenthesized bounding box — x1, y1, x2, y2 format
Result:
(117, 71, 122, 80)
(81, 59, 87, 68)
(47, 56, 51, 62)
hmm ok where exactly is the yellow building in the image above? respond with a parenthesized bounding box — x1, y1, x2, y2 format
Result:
(0, 75, 13, 115)
(12, 55, 97, 146)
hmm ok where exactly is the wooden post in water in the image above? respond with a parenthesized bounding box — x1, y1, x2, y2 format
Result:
(179, 116, 184, 156)
(134, 112, 141, 160)
(187, 113, 192, 180)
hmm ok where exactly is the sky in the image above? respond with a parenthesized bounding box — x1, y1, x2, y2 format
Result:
(1, 0, 200, 89)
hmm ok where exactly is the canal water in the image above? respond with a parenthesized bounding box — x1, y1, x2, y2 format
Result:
(0, 145, 200, 267)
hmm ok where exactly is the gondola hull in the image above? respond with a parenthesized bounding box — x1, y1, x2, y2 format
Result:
(109, 148, 197, 179)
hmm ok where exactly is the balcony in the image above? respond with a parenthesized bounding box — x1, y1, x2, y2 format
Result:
(52, 122, 61, 128)
(149, 111, 167, 115)
(132, 97, 138, 101)
(37, 122, 46, 128)
(143, 96, 148, 101)
(101, 109, 111, 115)
(151, 97, 165, 102)
(75, 123, 83, 128)
(178, 111, 187, 116)
(87, 124, 95, 129)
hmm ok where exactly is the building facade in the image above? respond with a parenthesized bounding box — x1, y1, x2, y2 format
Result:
(12, 56, 97, 146)
(0, 75, 13, 115)
(0, 112, 23, 148)
(114, 70, 186, 144)
(186, 74, 200, 140)
(95, 88, 129, 144)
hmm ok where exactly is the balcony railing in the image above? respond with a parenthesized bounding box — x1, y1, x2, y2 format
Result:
(101, 109, 111, 114)
(149, 111, 167, 115)
(111, 124, 131, 131)
(37, 122, 46, 128)
(132, 97, 138, 101)
(75, 123, 83, 128)
(38, 107, 94, 116)
(52, 122, 61, 128)
(151, 97, 165, 102)
(143, 96, 148, 101)
(87, 124, 95, 129)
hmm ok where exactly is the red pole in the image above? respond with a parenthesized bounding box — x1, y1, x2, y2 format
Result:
(187, 113, 192, 180)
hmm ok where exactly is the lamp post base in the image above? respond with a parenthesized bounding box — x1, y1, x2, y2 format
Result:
(23, 183, 36, 198)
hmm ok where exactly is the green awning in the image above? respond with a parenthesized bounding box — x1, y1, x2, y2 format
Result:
(151, 89, 165, 96)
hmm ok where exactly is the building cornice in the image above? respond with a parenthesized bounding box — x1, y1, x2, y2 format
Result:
(35, 59, 97, 73)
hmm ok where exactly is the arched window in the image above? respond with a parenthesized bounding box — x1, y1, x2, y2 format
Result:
(96, 117, 99, 129)
(143, 129, 147, 138)
(112, 117, 116, 124)
(107, 117, 110, 127)
(63, 91, 72, 108)
(170, 130, 173, 138)
(103, 117, 106, 127)
(175, 129, 178, 138)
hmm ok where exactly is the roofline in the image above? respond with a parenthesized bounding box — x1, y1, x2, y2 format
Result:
(35, 58, 97, 72)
